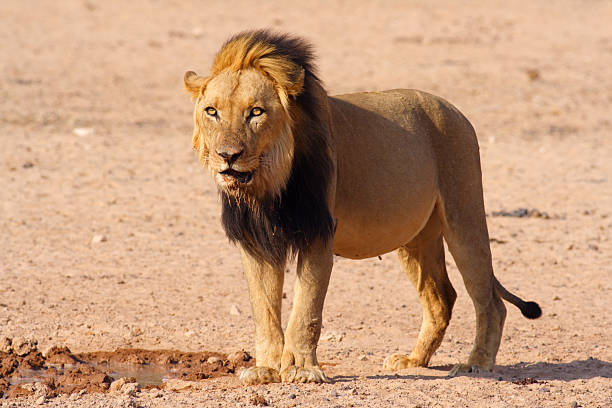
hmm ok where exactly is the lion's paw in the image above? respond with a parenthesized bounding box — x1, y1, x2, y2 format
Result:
(239, 366, 281, 385)
(383, 353, 423, 371)
(280, 365, 330, 383)
(448, 363, 489, 377)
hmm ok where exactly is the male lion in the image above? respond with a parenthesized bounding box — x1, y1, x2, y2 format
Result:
(184, 30, 541, 384)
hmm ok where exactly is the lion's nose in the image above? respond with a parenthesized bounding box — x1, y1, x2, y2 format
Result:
(216, 146, 244, 164)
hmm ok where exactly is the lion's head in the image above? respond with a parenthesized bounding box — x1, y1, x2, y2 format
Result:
(185, 32, 311, 200)
(185, 30, 335, 265)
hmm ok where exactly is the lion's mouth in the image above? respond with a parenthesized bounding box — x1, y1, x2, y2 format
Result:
(219, 168, 253, 184)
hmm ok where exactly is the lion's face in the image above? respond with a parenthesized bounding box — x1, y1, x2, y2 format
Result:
(191, 69, 294, 199)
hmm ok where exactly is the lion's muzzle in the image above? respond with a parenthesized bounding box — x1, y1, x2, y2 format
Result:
(220, 168, 254, 184)
(216, 146, 244, 165)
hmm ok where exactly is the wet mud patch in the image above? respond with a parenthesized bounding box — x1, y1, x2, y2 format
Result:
(0, 338, 252, 399)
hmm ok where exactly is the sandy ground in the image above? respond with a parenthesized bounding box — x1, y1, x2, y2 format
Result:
(1, 0, 611, 406)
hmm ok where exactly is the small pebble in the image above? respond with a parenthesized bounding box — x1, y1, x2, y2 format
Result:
(0, 337, 12, 353)
(109, 378, 128, 393)
(497, 376, 503, 381)
(207, 356, 222, 364)
(288, 394, 296, 399)
(227, 350, 251, 364)
(11, 337, 38, 356)
(526, 68, 540, 81)
(73, 127, 95, 137)
(148, 389, 163, 398)
(121, 382, 140, 396)
(570, 401, 578, 408)
(229, 304, 241, 316)
(330, 391, 339, 397)
(91, 234, 107, 244)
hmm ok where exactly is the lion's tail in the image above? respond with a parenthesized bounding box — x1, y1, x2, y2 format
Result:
(494, 277, 542, 319)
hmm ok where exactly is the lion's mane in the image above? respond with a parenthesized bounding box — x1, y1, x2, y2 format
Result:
(216, 30, 335, 266)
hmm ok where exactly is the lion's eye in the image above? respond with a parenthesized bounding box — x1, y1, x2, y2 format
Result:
(205, 107, 217, 116)
(250, 107, 264, 117)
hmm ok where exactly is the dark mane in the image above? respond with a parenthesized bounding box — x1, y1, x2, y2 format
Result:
(218, 30, 335, 266)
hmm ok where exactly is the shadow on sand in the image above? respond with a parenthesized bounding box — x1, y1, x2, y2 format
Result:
(360, 358, 611, 382)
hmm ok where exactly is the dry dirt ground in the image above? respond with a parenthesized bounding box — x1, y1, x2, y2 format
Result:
(1, 0, 611, 407)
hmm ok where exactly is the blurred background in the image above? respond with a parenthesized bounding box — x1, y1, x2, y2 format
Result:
(0, 1, 610, 404)
(2, 1, 610, 141)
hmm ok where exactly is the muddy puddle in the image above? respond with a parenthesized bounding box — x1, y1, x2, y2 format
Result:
(0, 338, 253, 399)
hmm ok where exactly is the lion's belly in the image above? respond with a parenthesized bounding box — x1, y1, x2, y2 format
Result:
(329, 91, 439, 259)
(332, 177, 438, 259)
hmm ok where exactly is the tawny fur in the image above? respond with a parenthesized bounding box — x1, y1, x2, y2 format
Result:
(184, 30, 540, 384)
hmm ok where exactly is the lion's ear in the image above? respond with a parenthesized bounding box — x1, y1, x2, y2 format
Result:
(184, 71, 207, 98)
(286, 68, 305, 97)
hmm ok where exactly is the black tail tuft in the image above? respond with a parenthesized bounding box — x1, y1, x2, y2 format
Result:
(520, 301, 542, 319)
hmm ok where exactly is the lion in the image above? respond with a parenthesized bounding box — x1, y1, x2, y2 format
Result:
(184, 30, 541, 384)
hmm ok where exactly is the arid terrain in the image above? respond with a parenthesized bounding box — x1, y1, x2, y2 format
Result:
(1, 0, 611, 407)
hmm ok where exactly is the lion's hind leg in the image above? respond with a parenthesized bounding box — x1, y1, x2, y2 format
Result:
(438, 188, 507, 375)
(384, 215, 456, 371)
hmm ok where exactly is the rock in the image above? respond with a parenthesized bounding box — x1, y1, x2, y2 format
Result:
(109, 378, 128, 393)
(73, 127, 95, 137)
(526, 68, 540, 81)
(229, 304, 241, 316)
(321, 331, 345, 342)
(207, 356, 222, 364)
(11, 337, 38, 356)
(33, 383, 50, 397)
(91, 234, 107, 244)
(249, 394, 268, 406)
(121, 382, 140, 396)
(191, 27, 204, 38)
(44, 346, 79, 364)
(148, 389, 163, 398)
(358, 354, 368, 361)
(164, 379, 197, 391)
(570, 401, 579, 408)
(330, 391, 339, 397)
(18, 382, 49, 400)
(288, 393, 296, 399)
(227, 350, 251, 364)
(0, 337, 11, 353)
(130, 327, 143, 337)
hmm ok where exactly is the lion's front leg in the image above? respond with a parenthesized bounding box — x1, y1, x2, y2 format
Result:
(239, 249, 285, 385)
(281, 239, 333, 383)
